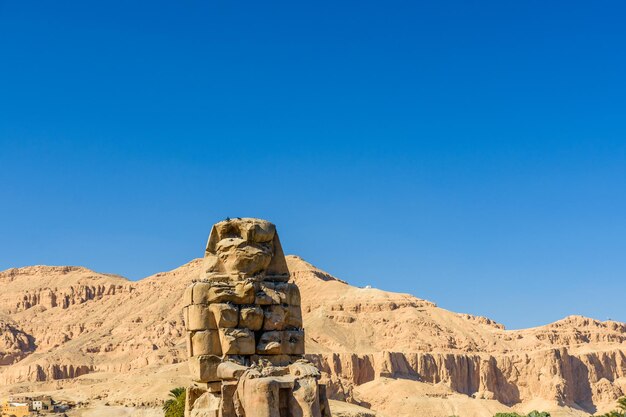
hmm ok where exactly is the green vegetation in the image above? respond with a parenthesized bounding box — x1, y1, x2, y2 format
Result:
(493, 412, 550, 417)
(449, 413, 550, 417)
(448, 399, 626, 417)
(594, 396, 626, 417)
(163, 387, 186, 417)
(527, 412, 550, 417)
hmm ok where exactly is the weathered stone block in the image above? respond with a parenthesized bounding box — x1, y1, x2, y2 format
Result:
(254, 282, 301, 306)
(220, 381, 238, 417)
(188, 354, 222, 383)
(190, 392, 221, 417)
(255, 282, 281, 305)
(191, 407, 219, 417)
(207, 382, 222, 393)
(193, 281, 255, 305)
(275, 283, 301, 306)
(234, 377, 295, 417)
(184, 285, 194, 307)
(185, 385, 206, 417)
(287, 361, 320, 378)
(262, 305, 288, 330)
(289, 376, 321, 417)
(209, 303, 239, 328)
(223, 355, 248, 366)
(216, 361, 248, 380)
(250, 354, 292, 367)
(185, 304, 217, 331)
(256, 331, 283, 355)
(239, 305, 264, 330)
(192, 381, 221, 393)
(219, 328, 255, 355)
(282, 330, 305, 355)
(191, 330, 222, 356)
(262, 305, 302, 330)
(285, 305, 303, 329)
(191, 282, 212, 304)
(186, 332, 193, 357)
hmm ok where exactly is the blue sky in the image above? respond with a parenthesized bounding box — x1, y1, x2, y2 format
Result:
(1, 0, 625, 329)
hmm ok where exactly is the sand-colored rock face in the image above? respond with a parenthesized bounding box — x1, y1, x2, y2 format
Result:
(0, 254, 625, 416)
(0, 319, 35, 365)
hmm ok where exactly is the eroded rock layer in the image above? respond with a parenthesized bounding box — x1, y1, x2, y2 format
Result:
(0, 255, 624, 415)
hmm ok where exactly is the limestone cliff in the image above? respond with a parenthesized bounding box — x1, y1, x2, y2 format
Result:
(0, 318, 35, 365)
(0, 257, 624, 416)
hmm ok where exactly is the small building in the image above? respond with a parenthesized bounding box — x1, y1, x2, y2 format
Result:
(31, 400, 42, 411)
(32, 396, 53, 412)
(1, 401, 31, 417)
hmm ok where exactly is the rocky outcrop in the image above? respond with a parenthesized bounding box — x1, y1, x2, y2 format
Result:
(1, 256, 625, 415)
(0, 265, 134, 315)
(0, 361, 94, 384)
(7, 284, 134, 313)
(457, 313, 505, 330)
(308, 348, 626, 409)
(0, 320, 35, 365)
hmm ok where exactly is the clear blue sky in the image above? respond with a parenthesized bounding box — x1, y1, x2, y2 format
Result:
(1, 1, 625, 329)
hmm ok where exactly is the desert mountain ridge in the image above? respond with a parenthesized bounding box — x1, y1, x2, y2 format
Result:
(1, 259, 611, 331)
(1, 256, 625, 417)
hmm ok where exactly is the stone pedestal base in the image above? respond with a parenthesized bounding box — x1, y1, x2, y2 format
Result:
(186, 370, 331, 417)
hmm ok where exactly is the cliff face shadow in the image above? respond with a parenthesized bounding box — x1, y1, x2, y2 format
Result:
(380, 351, 422, 382)
(493, 364, 521, 406)
(570, 356, 595, 414)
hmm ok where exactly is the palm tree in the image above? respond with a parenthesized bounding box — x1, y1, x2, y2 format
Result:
(594, 397, 626, 417)
(163, 387, 186, 417)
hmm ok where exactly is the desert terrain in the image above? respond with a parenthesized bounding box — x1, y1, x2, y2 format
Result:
(1, 256, 625, 417)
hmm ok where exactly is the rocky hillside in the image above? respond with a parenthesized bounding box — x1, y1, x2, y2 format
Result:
(0, 257, 625, 416)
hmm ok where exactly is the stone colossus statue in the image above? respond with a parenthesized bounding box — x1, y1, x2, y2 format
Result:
(183, 218, 331, 417)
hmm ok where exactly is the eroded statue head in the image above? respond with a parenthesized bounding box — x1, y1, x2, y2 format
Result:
(202, 218, 289, 281)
